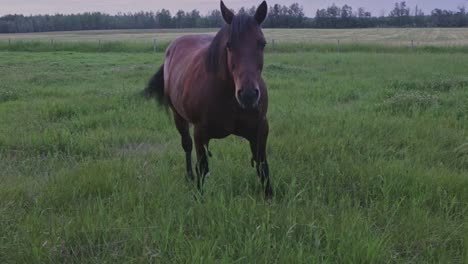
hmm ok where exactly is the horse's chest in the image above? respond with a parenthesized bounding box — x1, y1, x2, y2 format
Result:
(204, 110, 257, 139)
(187, 93, 258, 139)
(204, 116, 236, 139)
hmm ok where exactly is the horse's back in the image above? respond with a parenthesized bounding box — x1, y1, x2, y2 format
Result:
(163, 34, 214, 121)
(165, 34, 212, 67)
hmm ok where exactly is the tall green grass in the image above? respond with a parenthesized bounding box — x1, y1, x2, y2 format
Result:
(0, 40, 170, 53)
(0, 50, 467, 262)
(2, 40, 468, 53)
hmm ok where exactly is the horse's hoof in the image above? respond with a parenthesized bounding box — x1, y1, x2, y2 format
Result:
(187, 171, 194, 181)
(265, 186, 273, 200)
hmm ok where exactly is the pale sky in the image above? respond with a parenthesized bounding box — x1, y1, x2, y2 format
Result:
(0, 0, 467, 17)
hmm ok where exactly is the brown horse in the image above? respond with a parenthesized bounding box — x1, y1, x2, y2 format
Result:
(144, 1, 272, 198)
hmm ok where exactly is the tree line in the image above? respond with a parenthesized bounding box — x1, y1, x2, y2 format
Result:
(1, 2, 467, 33)
(314, 2, 468, 28)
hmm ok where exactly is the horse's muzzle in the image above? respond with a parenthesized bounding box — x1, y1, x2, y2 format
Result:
(237, 88, 260, 109)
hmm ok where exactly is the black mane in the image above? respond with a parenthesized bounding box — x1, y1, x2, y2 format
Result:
(229, 15, 256, 45)
(206, 15, 257, 76)
(206, 25, 228, 75)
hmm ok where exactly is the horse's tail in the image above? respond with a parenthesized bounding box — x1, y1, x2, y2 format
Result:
(143, 64, 167, 107)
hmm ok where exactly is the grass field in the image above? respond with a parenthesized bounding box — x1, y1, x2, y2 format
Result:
(0, 37, 468, 262)
(2, 28, 468, 46)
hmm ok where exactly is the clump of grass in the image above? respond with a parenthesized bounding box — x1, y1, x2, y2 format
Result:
(46, 103, 78, 122)
(390, 78, 468, 93)
(455, 142, 468, 156)
(336, 90, 360, 104)
(265, 63, 309, 74)
(379, 91, 440, 114)
(0, 84, 27, 103)
(450, 142, 468, 170)
(0, 88, 20, 103)
(455, 142, 468, 163)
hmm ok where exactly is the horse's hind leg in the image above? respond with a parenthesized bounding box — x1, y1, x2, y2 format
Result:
(194, 126, 209, 192)
(173, 112, 193, 181)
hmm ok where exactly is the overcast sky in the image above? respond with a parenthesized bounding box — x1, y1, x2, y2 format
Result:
(1, 0, 467, 17)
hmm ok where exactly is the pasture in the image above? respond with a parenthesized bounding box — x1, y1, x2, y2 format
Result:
(0, 29, 468, 262)
(2, 28, 468, 46)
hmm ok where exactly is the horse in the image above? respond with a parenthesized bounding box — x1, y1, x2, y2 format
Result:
(144, 1, 273, 198)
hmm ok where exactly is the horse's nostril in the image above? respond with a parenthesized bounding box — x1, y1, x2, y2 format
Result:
(237, 90, 243, 98)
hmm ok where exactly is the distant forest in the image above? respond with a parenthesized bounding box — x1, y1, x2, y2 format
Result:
(1, 1, 468, 33)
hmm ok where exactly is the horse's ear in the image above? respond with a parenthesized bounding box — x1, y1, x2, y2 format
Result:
(255, 1, 268, 24)
(220, 1, 234, 25)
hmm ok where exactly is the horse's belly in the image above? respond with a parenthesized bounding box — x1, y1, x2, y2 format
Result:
(208, 129, 231, 139)
(204, 120, 235, 139)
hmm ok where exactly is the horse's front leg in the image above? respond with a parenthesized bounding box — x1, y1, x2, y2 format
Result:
(255, 119, 273, 199)
(249, 139, 262, 182)
(194, 126, 209, 192)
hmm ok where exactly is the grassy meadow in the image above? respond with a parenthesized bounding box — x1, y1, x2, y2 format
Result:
(3, 28, 468, 55)
(0, 29, 468, 262)
(2, 28, 468, 46)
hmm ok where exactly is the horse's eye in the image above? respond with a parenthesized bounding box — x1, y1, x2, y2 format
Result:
(226, 42, 231, 50)
(258, 41, 266, 49)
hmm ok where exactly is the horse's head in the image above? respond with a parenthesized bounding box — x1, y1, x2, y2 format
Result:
(221, 1, 267, 109)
